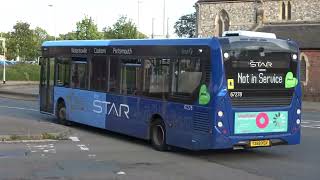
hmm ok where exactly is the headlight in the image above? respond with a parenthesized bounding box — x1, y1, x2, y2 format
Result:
(217, 121, 223, 128)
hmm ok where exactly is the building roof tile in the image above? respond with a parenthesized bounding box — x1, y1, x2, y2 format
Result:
(256, 22, 320, 49)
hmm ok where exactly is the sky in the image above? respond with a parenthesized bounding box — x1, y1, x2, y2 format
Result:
(0, 0, 197, 38)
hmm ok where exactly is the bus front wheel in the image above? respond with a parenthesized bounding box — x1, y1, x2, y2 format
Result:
(150, 119, 167, 151)
(57, 102, 71, 126)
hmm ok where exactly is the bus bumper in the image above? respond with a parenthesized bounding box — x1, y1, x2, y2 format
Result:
(211, 126, 301, 150)
(189, 126, 300, 150)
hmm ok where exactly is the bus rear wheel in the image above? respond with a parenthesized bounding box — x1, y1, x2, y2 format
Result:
(150, 119, 167, 151)
(57, 102, 71, 126)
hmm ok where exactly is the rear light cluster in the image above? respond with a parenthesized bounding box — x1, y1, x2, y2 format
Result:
(296, 108, 301, 125)
(292, 107, 301, 134)
(216, 110, 228, 135)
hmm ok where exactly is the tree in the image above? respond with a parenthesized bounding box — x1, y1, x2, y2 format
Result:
(75, 16, 103, 40)
(174, 12, 196, 38)
(104, 16, 147, 39)
(33, 27, 54, 57)
(58, 32, 78, 40)
(5, 22, 36, 60)
(0, 46, 3, 56)
(5, 23, 52, 61)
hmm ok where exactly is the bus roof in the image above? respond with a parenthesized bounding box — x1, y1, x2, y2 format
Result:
(42, 38, 215, 47)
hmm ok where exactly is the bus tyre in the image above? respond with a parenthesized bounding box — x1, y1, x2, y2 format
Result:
(150, 119, 167, 151)
(57, 102, 71, 126)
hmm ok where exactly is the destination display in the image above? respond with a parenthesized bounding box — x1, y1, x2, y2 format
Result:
(224, 49, 298, 100)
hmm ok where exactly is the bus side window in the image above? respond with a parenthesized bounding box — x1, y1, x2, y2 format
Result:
(120, 58, 142, 95)
(143, 58, 170, 99)
(91, 56, 108, 92)
(171, 58, 202, 98)
(56, 57, 70, 87)
(71, 62, 88, 89)
(109, 57, 120, 93)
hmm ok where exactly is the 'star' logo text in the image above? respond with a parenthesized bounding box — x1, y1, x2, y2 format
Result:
(249, 60, 272, 68)
(93, 100, 129, 119)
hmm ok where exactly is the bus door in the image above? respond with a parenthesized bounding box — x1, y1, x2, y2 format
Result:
(40, 57, 55, 114)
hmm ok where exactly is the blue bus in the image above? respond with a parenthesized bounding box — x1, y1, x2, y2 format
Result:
(39, 32, 301, 151)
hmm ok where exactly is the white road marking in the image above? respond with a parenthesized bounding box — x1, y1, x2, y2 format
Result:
(116, 171, 126, 175)
(88, 154, 96, 158)
(77, 144, 89, 151)
(69, 137, 80, 142)
(0, 105, 38, 112)
(28, 144, 56, 154)
(43, 149, 56, 153)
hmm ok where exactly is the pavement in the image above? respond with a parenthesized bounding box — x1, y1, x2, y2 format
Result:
(0, 95, 71, 141)
(0, 81, 38, 100)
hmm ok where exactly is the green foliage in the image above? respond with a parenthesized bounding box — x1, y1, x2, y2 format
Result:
(174, 12, 196, 38)
(5, 22, 53, 61)
(0, 64, 40, 81)
(58, 16, 103, 40)
(59, 32, 78, 40)
(2, 16, 149, 61)
(0, 45, 3, 55)
(104, 16, 147, 39)
(75, 16, 103, 40)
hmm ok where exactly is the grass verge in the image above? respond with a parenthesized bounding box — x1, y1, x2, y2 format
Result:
(0, 64, 40, 81)
(0, 131, 71, 142)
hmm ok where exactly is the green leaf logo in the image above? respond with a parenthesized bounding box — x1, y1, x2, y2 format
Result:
(285, 72, 298, 89)
(199, 84, 211, 105)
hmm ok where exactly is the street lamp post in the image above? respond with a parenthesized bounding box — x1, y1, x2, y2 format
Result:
(137, 0, 143, 38)
(48, 4, 57, 40)
(3, 59, 5, 84)
(0, 35, 6, 84)
(163, 0, 166, 37)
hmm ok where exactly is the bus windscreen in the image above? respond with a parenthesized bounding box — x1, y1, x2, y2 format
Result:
(220, 38, 299, 105)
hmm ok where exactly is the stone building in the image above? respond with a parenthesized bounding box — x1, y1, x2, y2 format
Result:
(196, 0, 320, 100)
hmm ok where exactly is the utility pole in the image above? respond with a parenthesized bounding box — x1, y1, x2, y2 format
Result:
(0, 34, 6, 84)
(137, 0, 142, 38)
(151, 18, 155, 39)
(3, 59, 5, 84)
(163, 0, 166, 37)
(166, 18, 170, 38)
(48, 4, 57, 40)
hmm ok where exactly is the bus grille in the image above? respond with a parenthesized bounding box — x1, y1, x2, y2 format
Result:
(231, 97, 292, 107)
(193, 110, 210, 133)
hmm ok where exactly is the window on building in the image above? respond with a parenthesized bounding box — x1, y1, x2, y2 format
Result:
(171, 58, 202, 97)
(300, 54, 308, 84)
(287, 1, 292, 20)
(91, 56, 108, 92)
(282, 2, 286, 20)
(215, 9, 229, 37)
(71, 61, 88, 89)
(143, 58, 170, 99)
(218, 19, 223, 37)
(121, 58, 142, 95)
(56, 58, 70, 87)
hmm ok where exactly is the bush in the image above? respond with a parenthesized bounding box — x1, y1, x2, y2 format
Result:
(0, 63, 40, 81)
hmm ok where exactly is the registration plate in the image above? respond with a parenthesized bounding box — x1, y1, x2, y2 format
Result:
(250, 140, 271, 147)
